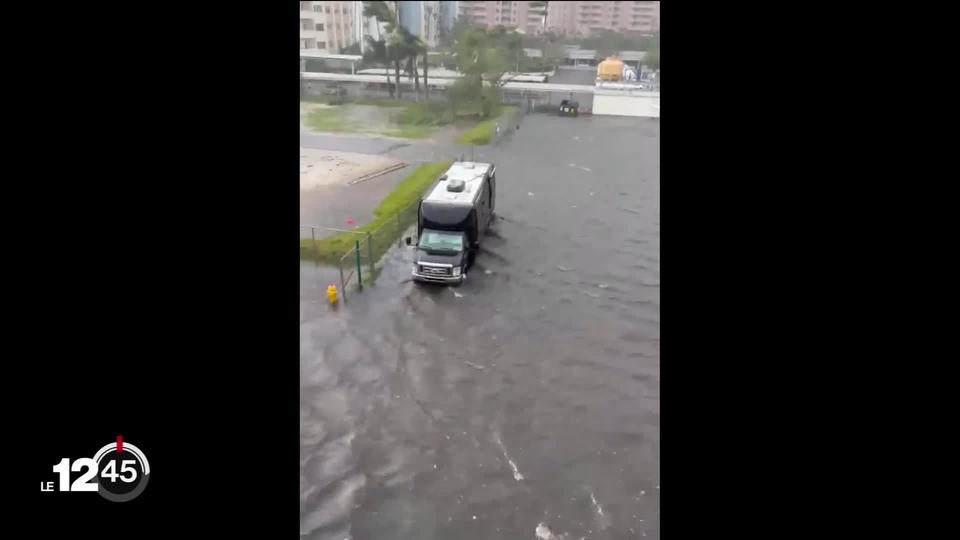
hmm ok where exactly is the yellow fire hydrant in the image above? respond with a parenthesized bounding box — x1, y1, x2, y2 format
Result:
(327, 284, 338, 305)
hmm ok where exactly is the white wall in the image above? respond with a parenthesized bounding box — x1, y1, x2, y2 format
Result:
(592, 92, 660, 118)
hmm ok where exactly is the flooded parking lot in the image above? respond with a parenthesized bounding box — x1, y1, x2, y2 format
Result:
(301, 114, 659, 540)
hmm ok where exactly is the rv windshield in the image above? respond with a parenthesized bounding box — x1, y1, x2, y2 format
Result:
(418, 230, 464, 253)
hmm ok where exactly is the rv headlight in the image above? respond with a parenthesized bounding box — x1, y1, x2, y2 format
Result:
(452, 267, 461, 276)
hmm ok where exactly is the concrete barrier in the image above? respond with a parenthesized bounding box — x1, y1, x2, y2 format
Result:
(592, 90, 660, 118)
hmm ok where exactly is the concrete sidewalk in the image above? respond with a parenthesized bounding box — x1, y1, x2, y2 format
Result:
(298, 133, 464, 237)
(300, 148, 403, 190)
(300, 164, 412, 235)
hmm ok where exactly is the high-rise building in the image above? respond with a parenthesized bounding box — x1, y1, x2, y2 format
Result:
(457, 1, 547, 35)
(439, 1, 459, 34)
(299, 1, 358, 52)
(546, 1, 660, 36)
(398, 1, 442, 47)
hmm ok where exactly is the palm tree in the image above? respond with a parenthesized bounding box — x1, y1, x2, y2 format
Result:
(424, 4, 439, 101)
(363, 36, 391, 95)
(362, 1, 392, 41)
(423, 46, 430, 101)
(364, 1, 400, 97)
(400, 30, 425, 100)
(404, 54, 419, 99)
(386, 26, 405, 99)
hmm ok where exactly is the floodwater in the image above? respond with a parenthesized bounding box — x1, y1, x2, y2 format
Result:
(301, 115, 660, 540)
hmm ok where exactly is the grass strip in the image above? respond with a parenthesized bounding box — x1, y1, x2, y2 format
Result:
(456, 106, 517, 145)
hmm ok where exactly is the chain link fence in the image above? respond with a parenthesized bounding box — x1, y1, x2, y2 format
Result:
(482, 101, 527, 147)
(302, 79, 451, 105)
(326, 198, 421, 301)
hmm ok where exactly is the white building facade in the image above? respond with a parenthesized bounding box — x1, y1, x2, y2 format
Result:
(300, 1, 359, 52)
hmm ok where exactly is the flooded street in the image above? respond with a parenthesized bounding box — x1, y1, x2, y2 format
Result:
(301, 115, 660, 540)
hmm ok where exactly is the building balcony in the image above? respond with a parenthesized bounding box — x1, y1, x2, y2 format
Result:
(300, 29, 327, 40)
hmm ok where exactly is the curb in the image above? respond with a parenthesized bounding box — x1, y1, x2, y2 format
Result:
(347, 162, 408, 185)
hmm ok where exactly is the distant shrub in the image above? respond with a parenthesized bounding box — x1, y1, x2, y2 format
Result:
(395, 102, 452, 126)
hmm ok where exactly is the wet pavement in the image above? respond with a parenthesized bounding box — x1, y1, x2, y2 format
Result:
(301, 114, 660, 540)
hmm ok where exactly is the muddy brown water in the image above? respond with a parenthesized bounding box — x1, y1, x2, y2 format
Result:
(301, 115, 660, 540)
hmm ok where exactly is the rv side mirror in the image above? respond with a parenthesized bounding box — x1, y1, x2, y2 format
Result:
(405, 237, 412, 246)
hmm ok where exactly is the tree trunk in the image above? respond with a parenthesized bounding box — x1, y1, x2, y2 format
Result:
(424, 53, 429, 100)
(394, 59, 402, 99)
(413, 56, 421, 100)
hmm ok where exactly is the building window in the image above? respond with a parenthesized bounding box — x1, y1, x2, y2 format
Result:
(314, 6, 321, 12)
(318, 41, 326, 49)
(300, 2, 309, 10)
(316, 23, 324, 31)
(325, 6, 331, 13)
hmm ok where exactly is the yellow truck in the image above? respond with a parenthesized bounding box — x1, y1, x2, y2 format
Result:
(597, 55, 626, 82)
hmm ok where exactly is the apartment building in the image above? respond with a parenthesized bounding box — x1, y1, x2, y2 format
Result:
(458, 1, 547, 35)
(546, 1, 660, 36)
(299, 1, 358, 52)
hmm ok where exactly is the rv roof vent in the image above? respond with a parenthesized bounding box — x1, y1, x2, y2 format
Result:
(446, 178, 466, 192)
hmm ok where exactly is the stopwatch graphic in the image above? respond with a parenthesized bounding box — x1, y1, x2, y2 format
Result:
(42, 435, 150, 501)
(92, 436, 151, 502)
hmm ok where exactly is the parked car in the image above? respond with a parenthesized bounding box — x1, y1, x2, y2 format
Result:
(559, 99, 579, 117)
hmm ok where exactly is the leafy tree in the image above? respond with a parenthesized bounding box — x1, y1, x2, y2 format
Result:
(362, 0, 392, 40)
(644, 49, 659, 70)
(449, 16, 479, 44)
(451, 26, 522, 116)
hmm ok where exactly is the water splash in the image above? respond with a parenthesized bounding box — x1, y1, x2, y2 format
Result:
(496, 435, 524, 482)
(588, 489, 613, 530)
